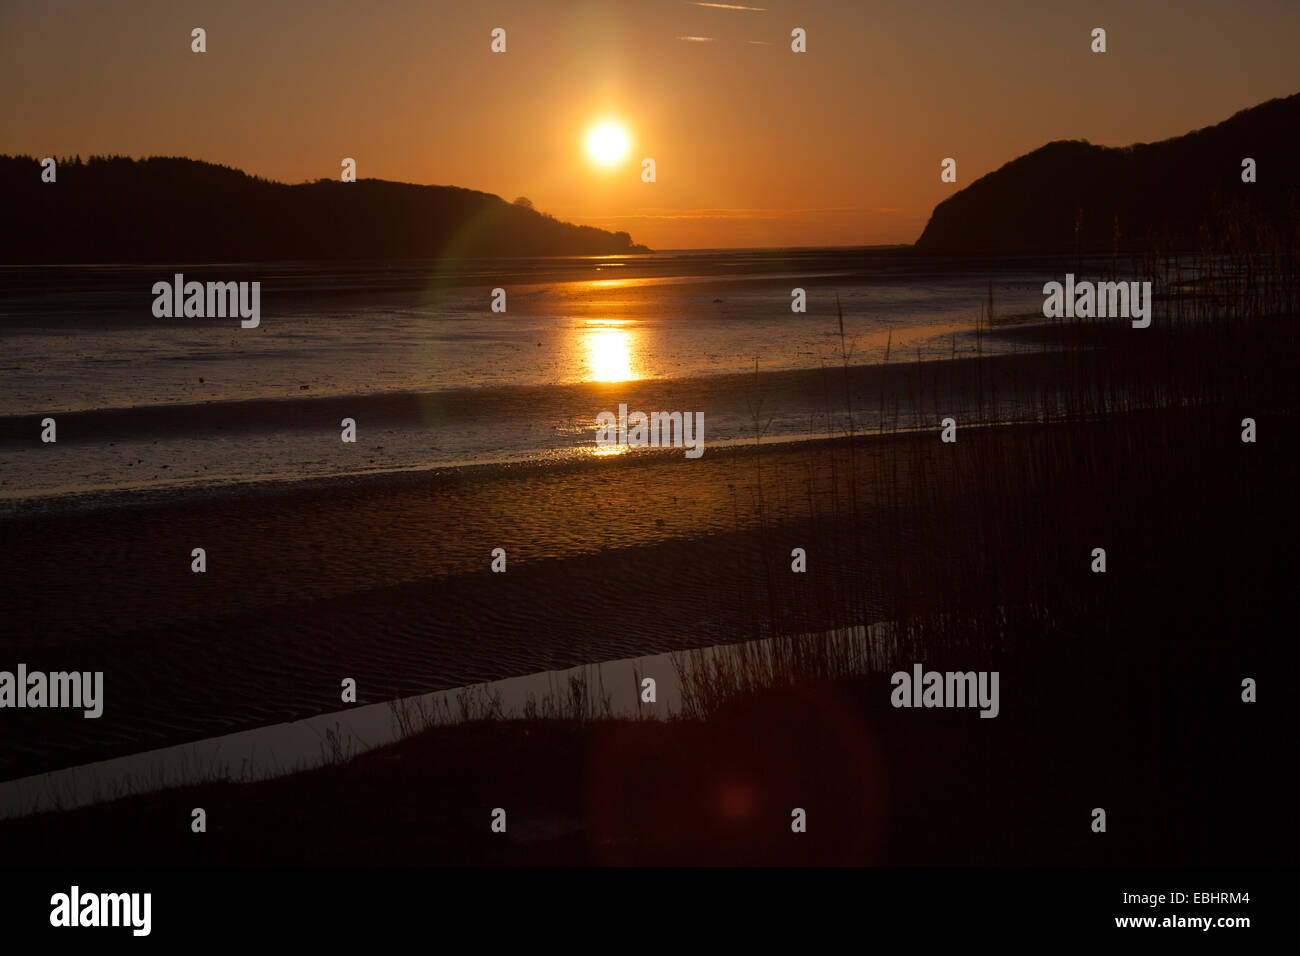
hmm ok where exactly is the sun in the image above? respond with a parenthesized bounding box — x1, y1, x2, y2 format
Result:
(587, 123, 629, 164)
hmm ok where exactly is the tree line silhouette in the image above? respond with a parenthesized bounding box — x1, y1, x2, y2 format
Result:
(0, 155, 648, 262)
(915, 93, 1299, 255)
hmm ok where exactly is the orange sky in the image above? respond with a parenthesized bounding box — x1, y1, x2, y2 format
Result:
(2, 0, 1298, 249)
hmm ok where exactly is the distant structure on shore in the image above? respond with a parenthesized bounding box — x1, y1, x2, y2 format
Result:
(915, 92, 1299, 255)
(0, 155, 649, 262)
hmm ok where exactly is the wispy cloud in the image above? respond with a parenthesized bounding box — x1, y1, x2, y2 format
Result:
(572, 207, 910, 223)
(676, 36, 716, 42)
(691, 2, 767, 10)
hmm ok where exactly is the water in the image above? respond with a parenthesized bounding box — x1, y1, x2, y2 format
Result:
(0, 250, 1098, 500)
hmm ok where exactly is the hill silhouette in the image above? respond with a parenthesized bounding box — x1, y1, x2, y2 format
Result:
(0, 155, 648, 262)
(915, 93, 1300, 255)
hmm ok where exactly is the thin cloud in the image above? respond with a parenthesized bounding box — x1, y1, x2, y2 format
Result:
(573, 207, 907, 222)
(691, 2, 767, 10)
(677, 36, 716, 42)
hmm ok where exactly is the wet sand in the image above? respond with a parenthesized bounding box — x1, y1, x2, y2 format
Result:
(3, 394, 1294, 785)
(0, 430, 901, 779)
(0, 393, 1294, 864)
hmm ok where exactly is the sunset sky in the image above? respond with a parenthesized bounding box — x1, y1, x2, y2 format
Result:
(2, 0, 1297, 249)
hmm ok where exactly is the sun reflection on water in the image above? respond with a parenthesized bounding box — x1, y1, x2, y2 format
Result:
(583, 319, 637, 383)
